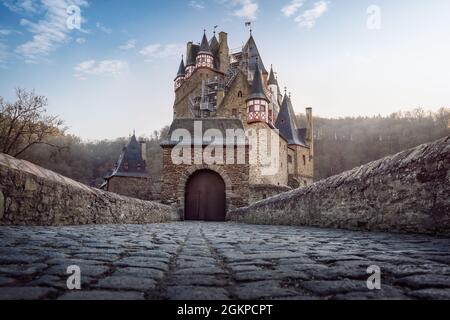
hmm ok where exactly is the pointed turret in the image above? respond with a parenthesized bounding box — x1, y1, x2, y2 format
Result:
(109, 133, 149, 177)
(176, 58, 185, 77)
(275, 94, 307, 146)
(199, 31, 212, 55)
(242, 35, 268, 80)
(248, 62, 269, 101)
(174, 57, 185, 90)
(246, 63, 270, 124)
(268, 65, 278, 86)
(196, 31, 214, 69)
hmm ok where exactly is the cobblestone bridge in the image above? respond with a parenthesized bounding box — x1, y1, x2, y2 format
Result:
(1, 222, 450, 300)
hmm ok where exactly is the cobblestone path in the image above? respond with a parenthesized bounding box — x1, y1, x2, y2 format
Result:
(1, 222, 449, 300)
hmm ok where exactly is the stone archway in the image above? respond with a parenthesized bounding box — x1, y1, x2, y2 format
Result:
(177, 165, 233, 220)
(185, 170, 226, 221)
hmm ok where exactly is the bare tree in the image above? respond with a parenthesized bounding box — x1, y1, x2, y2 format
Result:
(0, 88, 65, 157)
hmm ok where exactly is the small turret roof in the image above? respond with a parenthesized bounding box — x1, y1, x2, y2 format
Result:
(198, 31, 212, 55)
(268, 65, 278, 86)
(176, 58, 185, 77)
(248, 62, 269, 101)
(275, 94, 307, 146)
(108, 134, 148, 179)
(186, 43, 199, 66)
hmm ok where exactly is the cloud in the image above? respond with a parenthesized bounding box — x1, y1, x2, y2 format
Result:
(0, 29, 20, 36)
(75, 37, 85, 44)
(189, 1, 205, 10)
(281, 0, 305, 17)
(294, 1, 329, 28)
(2, 0, 39, 14)
(96, 22, 112, 34)
(232, 0, 258, 20)
(119, 39, 136, 51)
(139, 43, 184, 60)
(73, 59, 129, 79)
(12, 0, 89, 62)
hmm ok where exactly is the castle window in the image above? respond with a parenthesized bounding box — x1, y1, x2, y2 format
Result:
(260, 105, 266, 112)
(249, 105, 255, 112)
(303, 155, 306, 166)
(288, 155, 293, 163)
(238, 91, 243, 98)
(232, 108, 238, 117)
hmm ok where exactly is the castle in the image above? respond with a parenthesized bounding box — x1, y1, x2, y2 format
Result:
(104, 30, 314, 221)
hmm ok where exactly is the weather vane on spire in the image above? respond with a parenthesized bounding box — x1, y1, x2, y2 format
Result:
(245, 22, 252, 35)
(213, 25, 218, 35)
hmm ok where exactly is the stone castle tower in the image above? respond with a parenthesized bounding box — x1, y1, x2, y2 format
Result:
(160, 30, 314, 221)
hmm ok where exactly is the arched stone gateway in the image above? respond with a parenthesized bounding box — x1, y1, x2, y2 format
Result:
(184, 169, 226, 221)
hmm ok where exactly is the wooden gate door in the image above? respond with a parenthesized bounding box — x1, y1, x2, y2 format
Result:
(185, 170, 226, 221)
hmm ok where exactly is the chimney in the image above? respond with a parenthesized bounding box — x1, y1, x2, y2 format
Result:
(139, 139, 147, 162)
(218, 31, 230, 73)
(305, 108, 314, 158)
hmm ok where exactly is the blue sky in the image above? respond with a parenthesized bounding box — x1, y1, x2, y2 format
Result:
(0, 0, 449, 140)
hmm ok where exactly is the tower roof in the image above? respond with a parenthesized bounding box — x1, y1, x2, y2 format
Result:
(210, 35, 219, 54)
(242, 35, 267, 74)
(186, 43, 199, 66)
(198, 31, 212, 55)
(275, 94, 307, 146)
(108, 134, 148, 178)
(268, 65, 278, 86)
(248, 62, 269, 101)
(176, 58, 185, 77)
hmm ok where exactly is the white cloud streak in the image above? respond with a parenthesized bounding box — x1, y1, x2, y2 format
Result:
(281, 0, 305, 17)
(73, 59, 129, 79)
(139, 43, 184, 60)
(188, 1, 205, 10)
(232, 0, 258, 20)
(119, 39, 136, 51)
(12, 0, 89, 62)
(294, 1, 329, 29)
(96, 22, 112, 34)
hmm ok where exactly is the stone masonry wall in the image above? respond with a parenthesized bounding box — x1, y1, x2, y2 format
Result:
(107, 176, 158, 201)
(228, 136, 450, 236)
(0, 153, 178, 226)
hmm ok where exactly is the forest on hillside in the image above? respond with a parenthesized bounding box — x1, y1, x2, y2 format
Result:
(1, 89, 449, 187)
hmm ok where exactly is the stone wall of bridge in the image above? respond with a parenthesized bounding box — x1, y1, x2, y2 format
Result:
(228, 136, 450, 236)
(0, 153, 178, 226)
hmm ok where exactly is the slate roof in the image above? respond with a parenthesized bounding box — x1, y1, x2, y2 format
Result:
(107, 134, 149, 179)
(275, 95, 308, 147)
(242, 35, 268, 74)
(268, 65, 278, 86)
(198, 32, 212, 55)
(186, 44, 200, 66)
(161, 118, 247, 146)
(248, 62, 269, 101)
(176, 58, 185, 78)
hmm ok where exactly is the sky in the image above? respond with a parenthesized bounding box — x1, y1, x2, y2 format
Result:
(0, 0, 449, 140)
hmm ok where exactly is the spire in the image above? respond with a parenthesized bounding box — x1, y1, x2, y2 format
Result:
(199, 30, 212, 55)
(248, 62, 269, 101)
(268, 65, 277, 86)
(176, 56, 185, 77)
(275, 93, 307, 146)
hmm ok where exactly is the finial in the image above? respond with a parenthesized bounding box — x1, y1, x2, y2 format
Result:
(284, 87, 287, 95)
(214, 25, 218, 36)
(133, 129, 136, 136)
